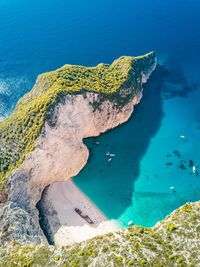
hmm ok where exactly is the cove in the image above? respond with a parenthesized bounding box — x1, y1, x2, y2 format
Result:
(74, 65, 200, 227)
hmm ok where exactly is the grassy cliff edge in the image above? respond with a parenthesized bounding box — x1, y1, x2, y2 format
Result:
(0, 52, 156, 192)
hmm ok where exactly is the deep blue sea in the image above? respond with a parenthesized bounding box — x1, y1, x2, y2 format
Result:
(1, 0, 200, 227)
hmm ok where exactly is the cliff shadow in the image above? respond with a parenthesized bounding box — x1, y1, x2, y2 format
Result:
(36, 64, 198, 243)
(73, 64, 197, 221)
(72, 66, 164, 220)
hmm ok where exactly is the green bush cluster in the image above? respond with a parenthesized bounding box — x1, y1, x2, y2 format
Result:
(166, 222, 176, 232)
(0, 52, 155, 192)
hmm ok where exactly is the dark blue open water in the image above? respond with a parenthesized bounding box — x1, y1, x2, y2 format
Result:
(0, 0, 200, 227)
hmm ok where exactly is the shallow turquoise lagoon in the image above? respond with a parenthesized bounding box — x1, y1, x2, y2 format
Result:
(74, 66, 200, 227)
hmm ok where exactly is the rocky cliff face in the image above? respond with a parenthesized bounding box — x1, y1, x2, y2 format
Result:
(1, 201, 199, 266)
(0, 53, 156, 245)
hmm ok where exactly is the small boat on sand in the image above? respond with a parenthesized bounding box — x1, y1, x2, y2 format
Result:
(74, 208, 94, 224)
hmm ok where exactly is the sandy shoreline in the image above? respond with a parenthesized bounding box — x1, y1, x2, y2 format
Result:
(44, 180, 120, 246)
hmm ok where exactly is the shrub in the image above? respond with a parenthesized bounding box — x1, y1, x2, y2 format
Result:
(166, 222, 176, 232)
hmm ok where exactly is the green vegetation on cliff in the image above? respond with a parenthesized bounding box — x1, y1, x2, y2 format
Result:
(0, 52, 156, 192)
(1, 201, 199, 266)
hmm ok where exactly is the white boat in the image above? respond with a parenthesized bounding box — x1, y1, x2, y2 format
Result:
(108, 158, 112, 162)
(106, 152, 110, 156)
(128, 220, 134, 226)
(192, 166, 196, 174)
(170, 186, 174, 190)
(109, 153, 115, 157)
(180, 135, 185, 139)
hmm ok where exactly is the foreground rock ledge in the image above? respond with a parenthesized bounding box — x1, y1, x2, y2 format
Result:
(1, 201, 200, 266)
(0, 52, 156, 244)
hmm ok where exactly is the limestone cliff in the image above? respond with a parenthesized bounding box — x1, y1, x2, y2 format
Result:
(0, 52, 156, 244)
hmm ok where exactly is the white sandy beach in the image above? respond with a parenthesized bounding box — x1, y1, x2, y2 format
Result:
(45, 180, 119, 246)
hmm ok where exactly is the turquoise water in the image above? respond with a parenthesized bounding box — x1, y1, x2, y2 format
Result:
(74, 66, 200, 227)
(0, 0, 200, 227)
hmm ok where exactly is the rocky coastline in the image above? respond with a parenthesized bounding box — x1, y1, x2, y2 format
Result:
(0, 52, 156, 245)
